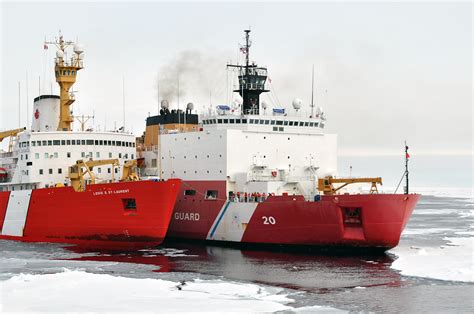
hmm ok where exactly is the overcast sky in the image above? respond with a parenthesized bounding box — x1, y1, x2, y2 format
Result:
(1, 1, 472, 155)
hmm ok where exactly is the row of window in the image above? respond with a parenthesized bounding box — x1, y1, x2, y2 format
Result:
(38, 167, 118, 176)
(203, 118, 325, 128)
(23, 152, 134, 161)
(20, 139, 135, 148)
(56, 70, 76, 76)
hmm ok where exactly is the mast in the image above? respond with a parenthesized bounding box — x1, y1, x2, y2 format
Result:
(405, 142, 409, 194)
(44, 33, 84, 131)
(311, 64, 315, 118)
(244, 29, 250, 76)
(227, 29, 269, 115)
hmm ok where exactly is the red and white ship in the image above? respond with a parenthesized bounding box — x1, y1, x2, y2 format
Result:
(139, 30, 420, 251)
(0, 34, 181, 249)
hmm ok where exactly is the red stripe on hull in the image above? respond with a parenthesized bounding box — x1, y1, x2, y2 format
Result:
(0, 191, 9, 231)
(0, 179, 181, 250)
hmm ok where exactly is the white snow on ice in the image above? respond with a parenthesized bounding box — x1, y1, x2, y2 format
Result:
(0, 270, 340, 313)
(390, 237, 474, 283)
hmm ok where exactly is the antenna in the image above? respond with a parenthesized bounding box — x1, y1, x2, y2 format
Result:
(405, 141, 410, 194)
(311, 64, 315, 118)
(157, 71, 160, 115)
(177, 74, 180, 125)
(26, 71, 29, 126)
(122, 75, 125, 132)
(18, 81, 21, 128)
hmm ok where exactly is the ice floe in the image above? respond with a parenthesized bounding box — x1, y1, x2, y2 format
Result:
(390, 237, 474, 283)
(0, 270, 340, 312)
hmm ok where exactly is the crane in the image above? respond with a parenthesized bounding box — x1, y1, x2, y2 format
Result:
(0, 127, 26, 152)
(68, 159, 140, 192)
(121, 159, 139, 182)
(318, 176, 383, 195)
(68, 159, 119, 192)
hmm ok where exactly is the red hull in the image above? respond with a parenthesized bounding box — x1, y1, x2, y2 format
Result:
(168, 181, 420, 250)
(0, 179, 181, 250)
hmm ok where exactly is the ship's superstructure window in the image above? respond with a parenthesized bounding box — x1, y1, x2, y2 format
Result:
(184, 189, 196, 196)
(35, 153, 39, 159)
(39, 169, 43, 175)
(67, 152, 71, 158)
(48, 169, 53, 174)
(58, 168, 62, 174)
(44, 153, 48, 159)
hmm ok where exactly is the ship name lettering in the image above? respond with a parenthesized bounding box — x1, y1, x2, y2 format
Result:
(174, 212, 200, 221)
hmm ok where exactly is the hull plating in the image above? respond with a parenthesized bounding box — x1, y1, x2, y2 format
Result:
(0, 179, 181, 249)
(168, 181, 419, 250)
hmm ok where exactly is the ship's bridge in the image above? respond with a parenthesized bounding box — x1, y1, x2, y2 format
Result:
(201, 112, 326, 135)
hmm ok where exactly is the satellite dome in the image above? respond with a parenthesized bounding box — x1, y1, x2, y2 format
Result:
(161, 100, 169, 109)
(186, 102, 194, 110)
(73, 44, 84, 54)
(56, 50, 64, 58)
(292, 98, 302, 110)
(261, 101, 268, 110)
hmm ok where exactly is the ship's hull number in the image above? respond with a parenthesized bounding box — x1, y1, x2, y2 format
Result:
(262, 216, 276, 225)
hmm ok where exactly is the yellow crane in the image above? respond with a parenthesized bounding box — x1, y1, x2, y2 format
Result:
(121, 159, 139, 182)
(68, 159, 119, 192)
(318, 176, 383, 195)
(68, 159, 140, 192)
(0, 127, 26, 152)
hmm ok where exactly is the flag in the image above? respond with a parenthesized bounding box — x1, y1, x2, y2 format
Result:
(43, 43, 48, 50)
(240, 47, 247, 54)
(406, 152, 410, 159)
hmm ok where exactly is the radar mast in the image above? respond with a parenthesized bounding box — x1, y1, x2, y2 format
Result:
(227, 29, 269, 115)
(44, 32, 84, 131)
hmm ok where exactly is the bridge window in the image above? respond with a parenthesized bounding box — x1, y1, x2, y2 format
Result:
(315, 123, 319, 127)
(53, 140, 60, 145)
(61, 140, 65, 145)
(299, 122, 304, 126)
(276, 120, 283, 125)
(284, 121, 289, 126)
(304, 122, 309, 127)
(229, 119, 234, 124)
(67, 140, 71, 145)
(321, 123, 325, 128)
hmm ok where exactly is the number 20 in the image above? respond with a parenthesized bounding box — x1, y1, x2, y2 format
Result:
(262, 216, 276, 225)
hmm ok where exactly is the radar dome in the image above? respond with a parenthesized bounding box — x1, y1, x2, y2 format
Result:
(161, 100, 169, 109)
(292, 98, 302, 110)
(261, 101, 268, 110)
(186, 102, 194, 111)
(73, 44, 84, 54)
(56, 50, 64, 58)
